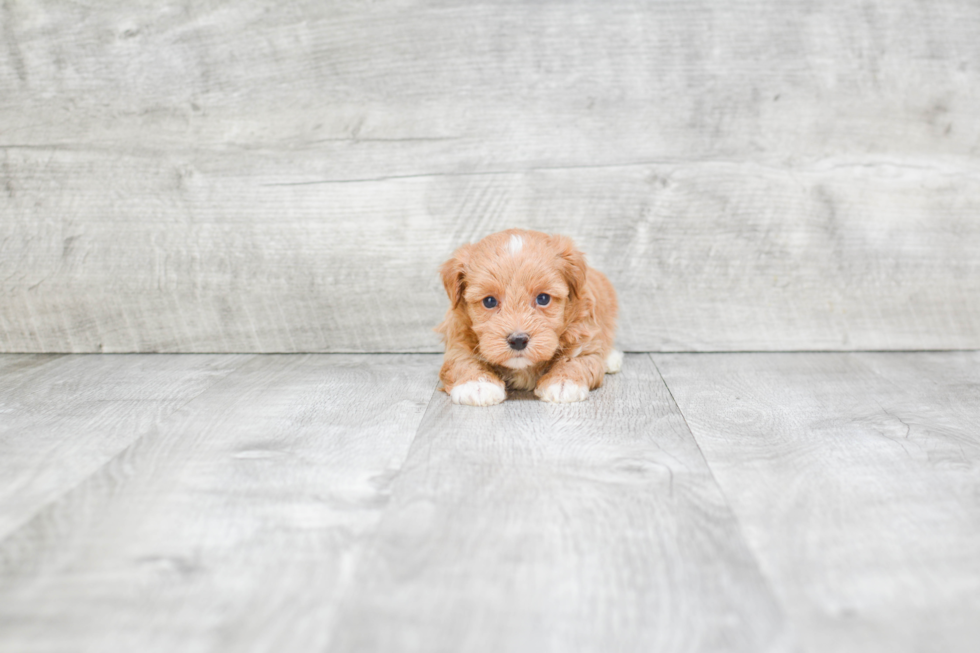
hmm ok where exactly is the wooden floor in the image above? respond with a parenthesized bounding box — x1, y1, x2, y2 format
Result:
(1, 352, 978, 653)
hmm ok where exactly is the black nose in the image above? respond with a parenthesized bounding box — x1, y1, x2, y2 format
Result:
(507, 332, 530, 351)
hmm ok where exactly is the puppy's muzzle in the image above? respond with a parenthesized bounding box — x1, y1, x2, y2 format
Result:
(507, 332, 530, 351)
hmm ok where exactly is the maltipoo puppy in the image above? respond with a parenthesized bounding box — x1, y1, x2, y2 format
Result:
(436, 229, 621, 406)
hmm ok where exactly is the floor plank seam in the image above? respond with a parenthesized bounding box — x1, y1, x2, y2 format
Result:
(319, 377, 444, 651)
(0, 354, 259, 548)
(646, 353, 792, 631)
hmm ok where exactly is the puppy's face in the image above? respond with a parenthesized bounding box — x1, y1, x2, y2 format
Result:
(441, 231, 586, 369)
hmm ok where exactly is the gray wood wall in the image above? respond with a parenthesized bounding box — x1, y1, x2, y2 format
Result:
(2, 0, 978, 353)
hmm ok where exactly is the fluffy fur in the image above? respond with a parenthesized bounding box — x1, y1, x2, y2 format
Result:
(436, 229, 620, 406)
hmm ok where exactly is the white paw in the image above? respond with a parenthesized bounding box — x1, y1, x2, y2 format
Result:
(605, 350, 623, 374)
(450, 380, 506, 406)
(536, 380, 590, 403)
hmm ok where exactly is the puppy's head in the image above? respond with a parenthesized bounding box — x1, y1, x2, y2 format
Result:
(440, 230, 586, 369)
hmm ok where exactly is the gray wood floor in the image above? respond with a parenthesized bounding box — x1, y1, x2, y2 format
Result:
(1, 352, 978, 653)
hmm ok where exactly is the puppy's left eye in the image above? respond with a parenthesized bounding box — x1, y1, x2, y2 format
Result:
(536, 293, 551, 306)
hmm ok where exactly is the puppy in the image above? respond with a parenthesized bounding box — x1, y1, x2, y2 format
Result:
(436, 229, 621, 406)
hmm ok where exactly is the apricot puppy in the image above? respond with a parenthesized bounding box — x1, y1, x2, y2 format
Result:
(436, 229, 621, 406)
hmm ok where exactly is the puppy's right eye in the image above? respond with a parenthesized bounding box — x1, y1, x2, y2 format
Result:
(482, 296, 498, 309)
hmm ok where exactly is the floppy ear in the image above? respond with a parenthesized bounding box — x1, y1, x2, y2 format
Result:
(439, 244, 472, 308)
(549, 235, 587, 300)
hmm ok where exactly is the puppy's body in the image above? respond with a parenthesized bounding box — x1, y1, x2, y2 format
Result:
(436, 229, 620, 405)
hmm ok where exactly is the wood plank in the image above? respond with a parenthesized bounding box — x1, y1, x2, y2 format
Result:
(0, 354, 64, 383)
(0, 354, 438, 653)
(2, 1, 977, 159)
(2, 152, 979, 353)
(2, 0, 980, 352)
(0, 354, 248, 540)
(654, 352, 980, 653)
(328, 354, 789, 653)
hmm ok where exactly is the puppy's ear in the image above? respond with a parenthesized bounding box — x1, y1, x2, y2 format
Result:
(439, 244, 473, 308)
(549, 235, 587, 300)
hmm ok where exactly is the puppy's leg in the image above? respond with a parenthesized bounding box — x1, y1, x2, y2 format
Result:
(440, 352, 506, 407)
(535, 354, 606, 404)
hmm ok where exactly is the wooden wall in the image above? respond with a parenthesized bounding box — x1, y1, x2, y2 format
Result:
(2, 0, 978, 352)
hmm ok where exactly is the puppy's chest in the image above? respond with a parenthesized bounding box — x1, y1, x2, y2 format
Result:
(498, 364, 546, 391)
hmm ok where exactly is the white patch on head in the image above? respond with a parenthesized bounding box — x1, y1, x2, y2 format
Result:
(570, 346, 583, 358)
(507, 234, 524, 256)
(450, 380, 506, 406)
(605, 350, 624, 374)
(502, 357, 534, 369)
(536, 380, 590, 403)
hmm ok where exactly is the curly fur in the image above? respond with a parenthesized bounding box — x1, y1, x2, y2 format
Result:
(435, 229, 620, 405)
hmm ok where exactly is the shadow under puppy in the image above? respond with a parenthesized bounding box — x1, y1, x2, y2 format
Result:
(437, 229, 622, 406)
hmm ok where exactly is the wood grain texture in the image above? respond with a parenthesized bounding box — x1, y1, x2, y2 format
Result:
(0, 353, 63, 382)
(0, 354, 438, 653)
(2, 1, 977, 158)
(654, 352, 980, 653)
(2, 0, 980, 352)
(2, 152, 979, 353)
(0, 353, 248, 540)
(328, 354, 789, 653)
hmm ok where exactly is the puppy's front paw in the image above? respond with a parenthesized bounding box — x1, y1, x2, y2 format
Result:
(536, 380, 590, 403)
(450, 380, 506, 406)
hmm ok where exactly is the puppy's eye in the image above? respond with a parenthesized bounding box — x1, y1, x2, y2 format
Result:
(536, 293, 551, 306)
(482, 296, 498, 309)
